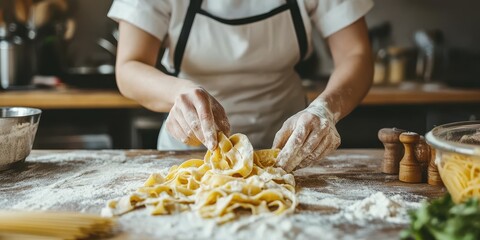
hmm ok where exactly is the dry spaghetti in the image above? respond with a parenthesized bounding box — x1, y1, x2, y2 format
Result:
(0, 211, 115, 240)
(437, 152, 480, 203)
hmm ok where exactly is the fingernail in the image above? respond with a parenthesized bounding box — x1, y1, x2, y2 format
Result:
(207, 140, 216, 151)
(275, 152, 286, 166)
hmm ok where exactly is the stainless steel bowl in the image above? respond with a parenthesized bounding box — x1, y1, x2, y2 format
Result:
(0, 107, 41, 170)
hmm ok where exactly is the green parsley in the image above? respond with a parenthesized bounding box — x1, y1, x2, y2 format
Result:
(401, 194, 480, 240)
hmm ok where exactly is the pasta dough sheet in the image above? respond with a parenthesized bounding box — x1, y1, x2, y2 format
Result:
(102, 132, 297, 222)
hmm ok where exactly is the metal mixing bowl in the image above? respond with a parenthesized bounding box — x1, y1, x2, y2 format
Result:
(426, 121, 480, 203)
(0, 107, 41, 170)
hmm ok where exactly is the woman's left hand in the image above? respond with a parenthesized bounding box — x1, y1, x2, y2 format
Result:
(273, 100, 341, 172)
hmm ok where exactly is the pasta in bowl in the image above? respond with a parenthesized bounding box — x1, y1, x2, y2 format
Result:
(426, 121, 480, 204)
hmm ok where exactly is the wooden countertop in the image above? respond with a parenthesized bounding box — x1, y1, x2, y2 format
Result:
(1, 82, 479, 109)
(0, 149, 446, 239)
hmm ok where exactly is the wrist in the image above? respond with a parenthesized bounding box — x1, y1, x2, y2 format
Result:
(307, 99, 338, 124)
(174, 79, 199, 97)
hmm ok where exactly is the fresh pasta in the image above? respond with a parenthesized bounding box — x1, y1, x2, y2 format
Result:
(437, 152, 480, 203)
(102, 132, 297, 222)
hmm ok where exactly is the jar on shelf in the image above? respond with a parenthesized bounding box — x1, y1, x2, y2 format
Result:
(387, 47, 407, 85)
(373, 49, 388, 85)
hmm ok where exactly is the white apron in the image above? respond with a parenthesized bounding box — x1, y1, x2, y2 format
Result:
(158, 0, 309, 150)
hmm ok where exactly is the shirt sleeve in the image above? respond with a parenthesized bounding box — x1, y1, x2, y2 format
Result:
(107, 0, 171, 41)
(310, 0, 374, 38)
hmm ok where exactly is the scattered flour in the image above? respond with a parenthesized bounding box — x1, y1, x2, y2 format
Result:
(344, 192, 415, 224)
(1, 151, 426, 240)
(114, 210, 340, 240)
(111, 190, 421, 240)
(298, 188, 421, 225)
(0, 151, 185, 212)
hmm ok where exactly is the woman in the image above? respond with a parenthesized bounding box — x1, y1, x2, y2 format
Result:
(108, 0, 374, 172)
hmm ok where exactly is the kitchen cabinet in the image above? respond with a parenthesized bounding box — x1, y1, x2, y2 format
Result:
(306, 83, 480, 148)
(337, 104, 480, 148)
(1, 83, 479, 148)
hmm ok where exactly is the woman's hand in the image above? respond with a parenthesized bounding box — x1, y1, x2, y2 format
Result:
(273, 99, 340, 172)
(165, 86, 230, 150)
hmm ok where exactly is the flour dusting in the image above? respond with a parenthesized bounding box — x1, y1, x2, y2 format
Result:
(344, 192, 419, 224)
(298, 188, 421, 225)
(110, 190, 421, 240)
(0, 150, 433, 240)
(0, 151, 185, 212)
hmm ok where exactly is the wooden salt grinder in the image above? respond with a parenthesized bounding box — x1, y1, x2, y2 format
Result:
(378, 128, 406, 174)
(399, 132, 423, 183)
(415, 136, 430, 182)
(428, 147, 443, 186)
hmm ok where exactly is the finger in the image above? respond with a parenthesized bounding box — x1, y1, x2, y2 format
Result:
(180, 105, 206, 146)
(197, 105, 217, 150)
(276, 124, 309, 172)
(272, 121, 294, 149)
(295, 133, 326, 170)
(176, 91, 206, 144)
(283, 128, 324, 172)
(192, 90, 217, 150)
(165, 114, 190, 145)
(306, 133, 339, 167)
(296, 128, 325, 165)
(212, 102, 230, 136)
(174, 110, 202, 146)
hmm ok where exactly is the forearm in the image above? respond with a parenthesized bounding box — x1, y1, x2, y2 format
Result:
(316, 52, 373, 122)
(116, 61, 197, 113)
(115, 20, 198, 113)
(312, 17, 373, 122)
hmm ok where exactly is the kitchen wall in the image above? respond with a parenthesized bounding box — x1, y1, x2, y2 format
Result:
(366, 0, 480, 51)
(66, 0, 114, 67)
(69, 0, 480, 74)
(36, 0, 480, 149)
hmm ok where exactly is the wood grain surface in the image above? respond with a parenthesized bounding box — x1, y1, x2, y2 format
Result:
(1, 82, 480, 109)
(0, 149, 446, 239)
(0, 89, 139, 109)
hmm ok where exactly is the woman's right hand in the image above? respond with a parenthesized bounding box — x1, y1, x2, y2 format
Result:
(165, 86, 230, 150)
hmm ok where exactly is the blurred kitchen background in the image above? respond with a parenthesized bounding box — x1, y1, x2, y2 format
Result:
(1, 0, 480, 149)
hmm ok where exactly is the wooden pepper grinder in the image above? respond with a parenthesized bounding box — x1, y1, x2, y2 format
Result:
(399, 132, 423, 183)
(428, 147, 443, 186)
(378, 128, 406, 174)
(415, 136, 430, 182)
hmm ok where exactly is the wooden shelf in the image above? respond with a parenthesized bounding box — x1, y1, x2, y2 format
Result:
(306, 82, 480, 105)
(1, 83, 480, 109)
(0, 88, 140, 109)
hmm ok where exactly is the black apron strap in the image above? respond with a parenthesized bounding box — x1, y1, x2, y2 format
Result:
(286, 0, 308, 62)
(173, 0, 203, 76)
(172, 0, 306, 76)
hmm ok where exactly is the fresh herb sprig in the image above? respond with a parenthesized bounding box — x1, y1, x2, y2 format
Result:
(401, 194, 480, 240)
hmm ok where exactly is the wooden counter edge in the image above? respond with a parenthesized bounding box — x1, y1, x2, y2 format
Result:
(307, 85, 480, 105)
(0, 90, 141, 109)
(1, 84, 480, 109)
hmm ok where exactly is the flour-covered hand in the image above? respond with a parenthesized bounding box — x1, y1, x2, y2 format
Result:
(166, 86, 230, 150)
(273, 100, 340, 172)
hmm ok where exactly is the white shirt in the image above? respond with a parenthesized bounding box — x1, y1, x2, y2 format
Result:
(108, 0, 374, 46)
(107, 0, 373, 150)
